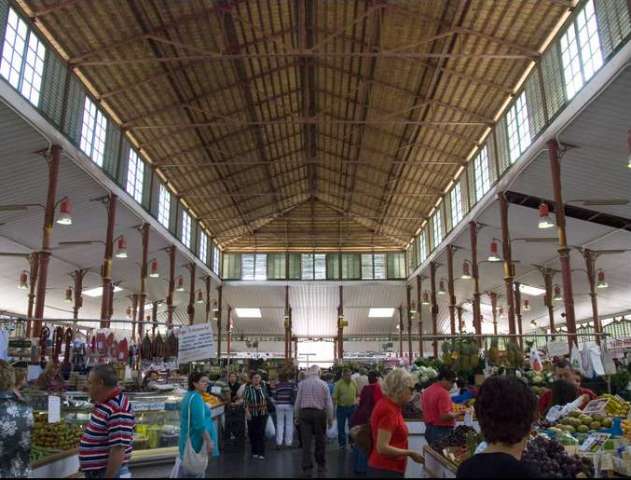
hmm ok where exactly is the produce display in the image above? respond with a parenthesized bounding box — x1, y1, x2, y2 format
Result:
(432, 425, 480, 451)
(441, 338, 481, 375)
(548, 410, 614, 435)
(521, 436, 593, 478)
(32, 415, 83, 451)
(601, 394, 631, 417)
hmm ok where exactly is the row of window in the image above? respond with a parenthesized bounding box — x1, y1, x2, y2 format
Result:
(224, 252, 406, 281)
(0, 7, 222, 277)
(407, 0, 611, 276)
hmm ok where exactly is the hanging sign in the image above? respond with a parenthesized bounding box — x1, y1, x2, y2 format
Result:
(177, 323, 215, 364)
(547, 340, 570, 358)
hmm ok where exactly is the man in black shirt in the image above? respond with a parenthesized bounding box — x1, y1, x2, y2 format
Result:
(457, 376, 538, 478)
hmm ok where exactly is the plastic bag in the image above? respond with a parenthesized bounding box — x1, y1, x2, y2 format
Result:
(589, 344, 605, 377)
(570, 343, 582, 373)
(602, 344, 617, 375)
(327, 419, 338, 439)
(265, 415, 276, 439)
(581, 342, 595, 379)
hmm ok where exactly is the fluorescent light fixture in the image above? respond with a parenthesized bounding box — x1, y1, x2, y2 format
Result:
(369, 308, 395, 318)
(83, 285, 124, 297)
(517, 284, 546, 296)
(235, 308, 262, 318)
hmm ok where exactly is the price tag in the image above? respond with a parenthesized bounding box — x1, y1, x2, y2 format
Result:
(48, 395, 61, 423)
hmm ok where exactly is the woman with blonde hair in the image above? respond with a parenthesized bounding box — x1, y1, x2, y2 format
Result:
(368, 368, 423, 478)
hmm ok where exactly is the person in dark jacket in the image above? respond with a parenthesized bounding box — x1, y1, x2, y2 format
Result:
(350, 371, 383, 474)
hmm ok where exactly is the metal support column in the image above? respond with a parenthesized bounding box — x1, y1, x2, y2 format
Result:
(166, 246, 176, 329)
(33, 145, 62, 337)
(406, 284, 413, 361)
(499, 193, 517, 342)
(470, 222, 482, 344)
(398, 306, 404, 358)
(187, 263, 196, 325)
(430, 261, 439, 358)
(205, 276, 211, 325)
(583, 249, 602, 344)
(100, 193, 117, 328)
(227, 305, 232, 355)
(416, 274, 423, 358)
(548, 139, 577, 349)
(457, 305, 464, 334)
(216, 285, 223, 360)
(131, 294, 138, 341)
(152, 301, 158, 338)
(447, 245, 457, 335)
(337, 285, 344, 361)
(71, 269, 87, 320)
(26, 253, 39, 336)
(514, 281, 523, 349)
(137, 223, 149, 339)
(541, 268, 556, 334)
(490, 292, 498, 337)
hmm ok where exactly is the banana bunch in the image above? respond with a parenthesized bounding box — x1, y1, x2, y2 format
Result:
(622, 419, 631, 440)
(602, 394, 631, 417)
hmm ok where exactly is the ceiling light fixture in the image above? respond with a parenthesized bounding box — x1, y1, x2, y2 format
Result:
(596, 269, 608, 289)
(235, 308, 262, 318)
(438, 279, 447, 295)
(176, 276, 185, 292)
(422, 291, 430, 305)
(213, 300, 219, 312)
(18, 270, 28, 289)
(56, 197, 72, 225)
(530, 319, 537, 327)
(518, 284, 546, 296)
(538, 202, 555, 229)
(114, 236, 128, 258)
(126, 307, 132, 319)
(461, 260, 472, 279)
(65, 286, 73, 303)
(368, 308, 395, 318)
(488, 240, 501, 262)
(83, 285, 124, 297)
(523, 299, 531, 311)
(409, 302, 417, 315)
(196, 289, 204, 303)
(553, 285, 563, 301)
(149, 258, 159, 278)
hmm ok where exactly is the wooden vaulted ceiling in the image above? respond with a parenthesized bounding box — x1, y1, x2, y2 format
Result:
(20, 0, 571, 252)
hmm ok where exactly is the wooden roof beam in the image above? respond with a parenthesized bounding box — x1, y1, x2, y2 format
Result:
(28, 0, 82, 18)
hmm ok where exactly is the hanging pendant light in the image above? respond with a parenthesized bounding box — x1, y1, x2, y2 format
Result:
(523, 299, 531, 311)
(196, 289, 204, 303)
(422, 291, 430, 305)
(65, 286, 73, 303)
(596, 269, 608, 289)
(530, 319, 538, 327)
(126, 307, 132, 319)
(438, 279, 447, 295)
(149, 259, 159, 278)
(18, 270, 29, 289)
(488, 240, 501, 262)
(553, 285, 562, 301)
(212, 300, 219, 312)
(176, 276, 185, 292)
(538, 202, 555, 229)
(409, 302, 417, 315)
(115, 236, 128, 258)
(461, 260, 472, 279)
(499, 307, 506, 318)
(56, 197, 73, 225)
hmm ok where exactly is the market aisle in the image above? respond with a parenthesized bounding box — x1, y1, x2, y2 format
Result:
(130, 441, 429, 478)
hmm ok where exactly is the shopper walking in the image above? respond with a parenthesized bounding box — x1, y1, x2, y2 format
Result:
(350, 371, 383, 474)
(79, 364, 135, 479)
(273, 371, 297, 448)
(368, 368, 424, 478)
(243, 372, 270, 460)
(457, 375, 538, 478)
(295, 365, 334, 476)
(175, 372, 218, 478)
(422, 366, 460, 448)
(0, 360, 33, 478)
(333, 368, 358, 448)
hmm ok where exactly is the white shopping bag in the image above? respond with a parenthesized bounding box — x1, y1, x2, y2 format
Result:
(265, 415, 276, 439)
(326, 419, 338, 439)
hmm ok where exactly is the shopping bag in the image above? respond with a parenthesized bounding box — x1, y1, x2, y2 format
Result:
(169, 457, 181, 479)
(581, 342, 595, 379)
(265, 415, 276, 439)
(570, 343, 582, 372)
(182, 395, 208, 475)
(602, 344, 617, 375)
(589, 344, 605, 377)
(327, 419, 338, 439)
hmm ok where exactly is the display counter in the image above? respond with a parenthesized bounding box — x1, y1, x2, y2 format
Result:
(28, 388, 225, 473)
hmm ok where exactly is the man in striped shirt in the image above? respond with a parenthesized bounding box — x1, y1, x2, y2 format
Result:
(80, 364, 135, 479)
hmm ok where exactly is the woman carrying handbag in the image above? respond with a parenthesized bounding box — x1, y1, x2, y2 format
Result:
(243, 372, 270, 460)
(175, 372, 219, 478)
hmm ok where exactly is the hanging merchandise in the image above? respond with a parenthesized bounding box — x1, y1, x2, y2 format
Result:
(581, 342, 595, 379)
(62, 328, 74, 369)
(570, 343, 582, 373)
(39, 326, 50, 367)
(71, 340, 86, 371)
(601, 343, 617, 376)
(52, 326, 64, 364)
(166, 331, 178, 357)
(152, 332, 166, 358)
(530, 345, 544, 372)
(117, 337, 129, 363)
(141, 333, 153, 360)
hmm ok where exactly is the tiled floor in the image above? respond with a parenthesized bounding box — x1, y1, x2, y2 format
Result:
(130, 441, 360, 478)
